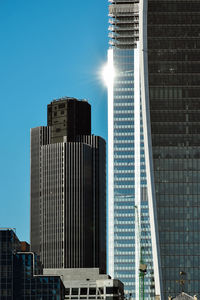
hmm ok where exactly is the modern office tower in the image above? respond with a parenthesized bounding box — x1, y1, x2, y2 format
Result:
(108, 1, 155, 299)
(0, 228, 65, 299)
(30, 97, 106, 273)
(108, 0, 200, 299)
(44, 268, 124, 300)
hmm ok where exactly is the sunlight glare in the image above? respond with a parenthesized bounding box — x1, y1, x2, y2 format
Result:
(101, 51, 115, 87)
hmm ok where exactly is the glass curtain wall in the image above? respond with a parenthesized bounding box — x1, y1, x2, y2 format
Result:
(113, 48, 136, 295)
(108, 1, 154, 298)
(147, 0, 200, 298)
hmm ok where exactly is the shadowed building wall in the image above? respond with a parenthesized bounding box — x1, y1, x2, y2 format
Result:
(147, 0, 200, 297)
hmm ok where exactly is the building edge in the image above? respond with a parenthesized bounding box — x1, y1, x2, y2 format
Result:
(107, 48, 115, 278)
(139, 0, 163, 298)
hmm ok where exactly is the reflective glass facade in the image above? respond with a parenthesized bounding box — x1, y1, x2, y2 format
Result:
(0, 229, 20, 299)
(112, 48, 136, 295)
(14, 253, 64, 299)
(147, 0, 200, 298)
(0, 229, 65, 299)
(109, 0, 200, 299)
(108, 1, 154, 298)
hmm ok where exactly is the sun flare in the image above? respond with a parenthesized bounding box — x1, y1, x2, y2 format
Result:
(101, 49, 115, 88)
(102, 64, 115, 87)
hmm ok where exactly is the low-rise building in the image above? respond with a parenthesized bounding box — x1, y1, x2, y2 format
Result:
(43, 268, 124, 300)
(169, 292, 197, 300)
(0, 228, 65, 299)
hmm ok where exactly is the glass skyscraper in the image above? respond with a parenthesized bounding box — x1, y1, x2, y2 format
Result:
(108, 1, 155, 298)
(108, 0, 200, 299)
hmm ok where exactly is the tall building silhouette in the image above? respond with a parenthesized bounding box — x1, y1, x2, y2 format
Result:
(108, 0, 200, 299)
(30, 97, 106, 273)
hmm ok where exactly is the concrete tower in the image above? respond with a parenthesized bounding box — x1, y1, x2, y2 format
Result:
(30, 97, 106, 273)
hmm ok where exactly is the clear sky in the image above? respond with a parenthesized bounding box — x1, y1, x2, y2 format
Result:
(0, 0, 108, 241)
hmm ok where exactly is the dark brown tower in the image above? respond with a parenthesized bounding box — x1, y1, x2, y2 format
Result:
(30, 97, 106, 273)
(47, 97, 91, 143)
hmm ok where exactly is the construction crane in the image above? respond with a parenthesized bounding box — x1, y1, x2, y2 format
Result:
(135, 205, 147, 300)
(139, 248, 147, 300)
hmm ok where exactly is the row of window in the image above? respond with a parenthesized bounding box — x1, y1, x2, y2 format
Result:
(114, 132, 134, 136)
(114, 117, 134, 122)
(65, 287, 120, 296)
(114, 88, 134, 92)
(148, 2, 200, 12)
(114, 80, 134, 85)
(114, 125, 134, 129)
(114, 96, 134, 99)
(148, 13, 200, 25)
(156, 182, 200, 194)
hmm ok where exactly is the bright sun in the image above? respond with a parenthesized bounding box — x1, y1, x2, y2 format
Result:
(101, 49, 115, 87)
(101, 64, 115, 87)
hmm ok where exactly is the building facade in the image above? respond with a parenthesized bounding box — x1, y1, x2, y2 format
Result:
(108, 1, 155, 298)
(44, 268, 124, 300)
(30, 97, 106, 273)
(170, 293, 197, 300)
(0, 228, 65, 300)
(108, 0, 200, 299)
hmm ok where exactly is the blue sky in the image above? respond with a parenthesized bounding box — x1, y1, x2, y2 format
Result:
(0, 0, 108, 241)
